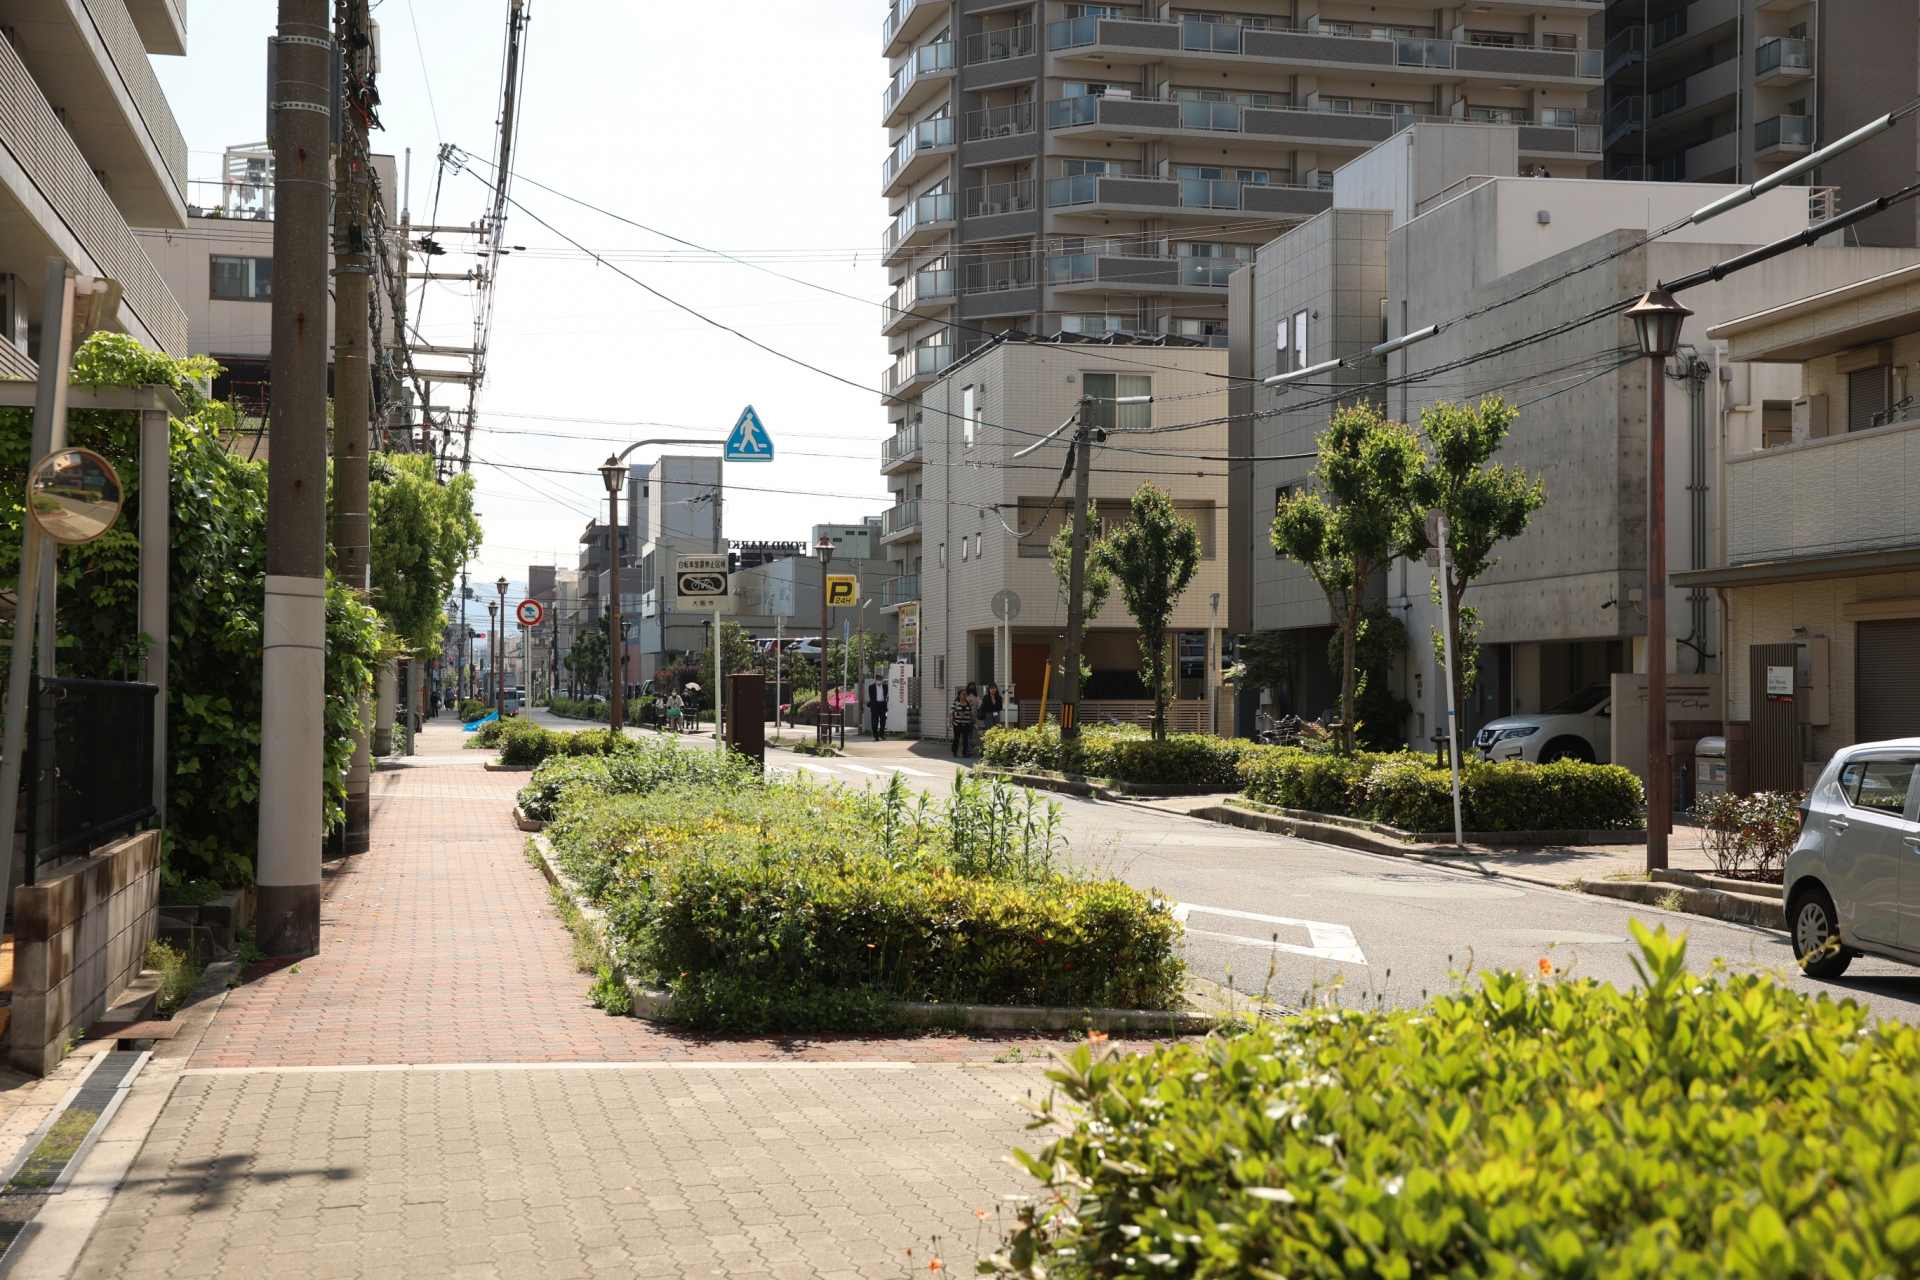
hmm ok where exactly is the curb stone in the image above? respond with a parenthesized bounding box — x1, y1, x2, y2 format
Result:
(527, 835, 1211, 1034)
(512, 806, 544, 832)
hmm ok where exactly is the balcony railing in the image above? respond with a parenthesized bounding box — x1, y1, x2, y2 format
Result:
(883, 192, 956, 254)
(884, 349, 951, 396)
(1179, 258, 1241, 286)
(967, 102, 1034, 139)
(1755, 36, 1810, 75)
(1756, 113, 1811, 151)
(884, 501, 924, 535)
(1181, 19, 1246, 52)
(1605, 26, 1644, 68)
(1180, 176, 1249, 208)
(1180, 99, 1243, 130)
(882, 115, 956, 186)
(1810, 186, 1840, 222)
(885, 268, 955, 325)
(880, 574, 922, 606)
(1047, 95, 1100, 128)
(1649, 79, 1686, 119)
(965, 24, 1035, 63)
(1046, 252, 1098, 283)
(1394, 37, 1453, 67)
(962, 255, 1037, 294)
(1649, 8, 1687, 47)
(881, 0, 939, 52)
(882, 424, 923, 467)
(1604, 95, 1643, 136)
(966, 179, 1035, 217)
(882, 41, 955, 119)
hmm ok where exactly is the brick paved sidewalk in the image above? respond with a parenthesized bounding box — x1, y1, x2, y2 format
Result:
(192, 719, 1172, 1069)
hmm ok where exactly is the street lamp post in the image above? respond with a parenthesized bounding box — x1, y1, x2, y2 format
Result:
(814, 536, 833, 744)
(486, 600, 498, 711)
(600, 458, 627, 732)
(1625, 283, 1694, 873)
(495, 576, 509, 715)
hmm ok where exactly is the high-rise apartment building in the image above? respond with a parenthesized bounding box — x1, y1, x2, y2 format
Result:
(1599, 0, 1919, 246)
(1, 0, 191, 372)
(879, 0, 1609, 602)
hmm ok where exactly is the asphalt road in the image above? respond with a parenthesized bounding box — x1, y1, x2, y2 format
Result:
(761, 740, 1920, 1024)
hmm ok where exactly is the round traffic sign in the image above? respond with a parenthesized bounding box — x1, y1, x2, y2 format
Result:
(516, 598, 544, 626)
(990, 589, 1022, 622)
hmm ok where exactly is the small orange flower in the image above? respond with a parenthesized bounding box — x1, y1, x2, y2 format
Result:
(1088, 1030, 1110, 1044)
(1538, 957, 1554, 976)
(974, 1208, 990, 1220)
(930, 1260, 944, 1272)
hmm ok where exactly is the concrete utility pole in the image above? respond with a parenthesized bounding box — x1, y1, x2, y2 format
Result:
(1059, 400, 1094, 740)
(333, 0, 373, 856)
(599, 459, 625, 731)
(258, 0, 333, 957)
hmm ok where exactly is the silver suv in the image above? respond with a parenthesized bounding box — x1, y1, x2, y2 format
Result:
(1784, 739, 1920, 978)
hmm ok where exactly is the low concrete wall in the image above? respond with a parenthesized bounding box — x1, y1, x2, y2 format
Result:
(11, 830, 161, 1076)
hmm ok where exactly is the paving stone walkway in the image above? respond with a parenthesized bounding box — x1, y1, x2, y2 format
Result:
(62, 717, 1146, 1279)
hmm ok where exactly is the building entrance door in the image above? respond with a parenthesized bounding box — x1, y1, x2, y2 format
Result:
(1012, 643, 1051, 721)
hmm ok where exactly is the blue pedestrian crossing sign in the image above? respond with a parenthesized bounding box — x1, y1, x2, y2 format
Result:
(724, 405, 774, 461)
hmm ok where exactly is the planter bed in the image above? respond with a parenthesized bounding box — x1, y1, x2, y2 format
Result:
(1221, 796, 1646, 847)
(974, 766, 1228, 801)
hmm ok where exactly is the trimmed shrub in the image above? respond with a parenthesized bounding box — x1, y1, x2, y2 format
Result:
(544, 773, 1183, 1031)
(516, 735, 763, 823)
(472, 719, 641, 767)
(458, 699, 489, 723)
(1239, 748, 1643, 832)
(548, 695, 611, 722)
(992, 923, 1920, 1280)
(982, 724, 1253, 787)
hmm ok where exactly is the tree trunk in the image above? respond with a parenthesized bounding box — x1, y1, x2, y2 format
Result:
(1153, 629, 1167, 740)
(1447, 567, 1469, 714)
(1340, 601, 1360, 754)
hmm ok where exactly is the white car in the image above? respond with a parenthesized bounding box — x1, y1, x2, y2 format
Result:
(1785, 739, 1920, 979)
(1472, 683, 1613, 764)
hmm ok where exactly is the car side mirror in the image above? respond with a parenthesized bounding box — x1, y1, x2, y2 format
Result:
(1597, 704, 1611, 717)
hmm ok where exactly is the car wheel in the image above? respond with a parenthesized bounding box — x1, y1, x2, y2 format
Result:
(1539, 736, 1595, 764)
(1789, 885, 1852, 979)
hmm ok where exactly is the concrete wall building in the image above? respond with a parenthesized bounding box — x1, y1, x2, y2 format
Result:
(1687, 264, 1920, 790)
(1231, 123, 1920, 768)
(1599, 0, 1918, 251)
(1, 0, 191, 371)
(909, 334, 1233, 734)
(132, 144, 400, 423)
(625, 455, 724, 682)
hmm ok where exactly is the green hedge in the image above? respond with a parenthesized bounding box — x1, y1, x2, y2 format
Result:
(545, 773, 1183, 1031)
(548, 695, 611, 722)
(516, 736, 763, 822)
(994, 923, 1920, 1279)
(1239, 749, 1644, 832)
(982, 724, 1254, 787)
(469, 717, 636, 767)
(458, 698, 490, 723)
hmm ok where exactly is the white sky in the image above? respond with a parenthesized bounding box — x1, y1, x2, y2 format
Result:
(154, 0, 892, 623)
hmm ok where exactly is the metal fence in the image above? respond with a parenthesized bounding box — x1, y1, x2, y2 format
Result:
(21, 677, 158, 883)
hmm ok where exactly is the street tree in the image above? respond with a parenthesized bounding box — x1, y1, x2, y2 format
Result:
(568, 626, 607, 693)
(1411, 397, 1547, 714)
(1093, 484, 1201, 740)
(368, 453, 483, 653)
(1048, 499, 1111, 688)
(1271, 403, 1425, 753)
(698, 620, 759, 704)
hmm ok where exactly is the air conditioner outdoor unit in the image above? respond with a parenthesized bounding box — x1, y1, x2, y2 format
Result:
(991, 43, 1008, 57)
(996, 279, 1012, 290)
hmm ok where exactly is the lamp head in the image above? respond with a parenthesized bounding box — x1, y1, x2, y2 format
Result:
(598, 456, 626, 495)
(1625, 284, 1693, 359)
(495, 575, 509, 597)
(814, 535, 834, 565)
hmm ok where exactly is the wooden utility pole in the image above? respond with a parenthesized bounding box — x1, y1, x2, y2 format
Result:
(258, 0, 333, 957)
(334, 0, 372, 856)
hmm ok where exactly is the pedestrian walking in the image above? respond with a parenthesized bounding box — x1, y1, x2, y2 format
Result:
(666, 689, 684, 734)
(950, 687, 975, 757)
(867, 674, 889, 739)
(979, 683, 1004, 734)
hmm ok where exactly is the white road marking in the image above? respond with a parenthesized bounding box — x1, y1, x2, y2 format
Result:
(835, 763, 889, 776)
(792, 762, 839, 775)
(886, 766, 940, 776)
(1174, 903, 1368, 966)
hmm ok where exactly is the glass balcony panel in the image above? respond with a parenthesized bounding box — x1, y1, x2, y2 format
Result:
(1180, 259, 1236, 286)
(965, 24, 1036, 62)
(968, 102, 1034, 138)
(1048, 16, 1098, 48)
(1048, 96, 1099, 128)
(1046, 253, 1097, 283)
(1181, 20, 1241, 52)
(1047, 174, 1098, 206)
(1179, 178, 1240, 208)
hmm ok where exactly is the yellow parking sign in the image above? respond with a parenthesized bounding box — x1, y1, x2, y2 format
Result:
(825, 574, 858, 607)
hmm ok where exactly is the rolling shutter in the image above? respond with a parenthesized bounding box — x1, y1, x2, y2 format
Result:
(1856, 618, 1920, 742)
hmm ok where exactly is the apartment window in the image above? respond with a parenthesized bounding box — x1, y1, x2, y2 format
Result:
(1062, 314, 1126, 334)
(1062, 157, 1136, 176)
(1369, 100, 1425, 118)
(1317, 97, 1353, 112)
(1292, 309, 1308, 372)
(962, 385, 977, 448)
(1068, 4, 1133, 15)
(1541, 32, 1578, 48)
(1540, 107, 1579, 126)
(940, 543, 947, 567)
(1850, 366, 1893, 432)
(1274, 484, 1296, 555)
(1761, 400, 1793, 449)
(1174, 87, 1273, 106)
(1177, 165, 1270, 184)
(1063, 81, 1128, 99)
(211, 255, 271, 300)
(1177, 241, 1253, 260)
(1082, 372, 1151, 431)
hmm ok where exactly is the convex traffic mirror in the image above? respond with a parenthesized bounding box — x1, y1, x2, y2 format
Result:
(27, 448, 123, 545)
